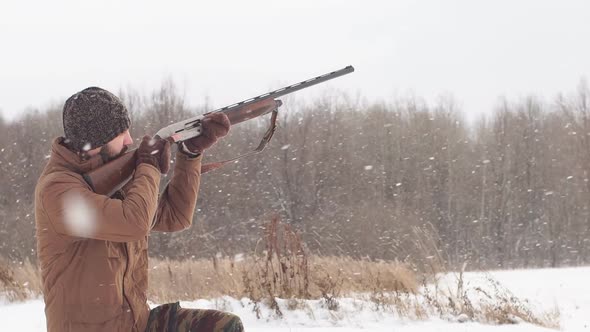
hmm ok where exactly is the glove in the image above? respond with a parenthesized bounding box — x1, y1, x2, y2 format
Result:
(136, 135, 171, 174)
(182, 112, 230, 156)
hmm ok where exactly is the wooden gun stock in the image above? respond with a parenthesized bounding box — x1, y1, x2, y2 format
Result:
(220, 99, 281, 125)
(83, 150, 137, 196)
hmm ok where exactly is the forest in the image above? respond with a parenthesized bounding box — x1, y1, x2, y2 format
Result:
(1, 80, 589, 271)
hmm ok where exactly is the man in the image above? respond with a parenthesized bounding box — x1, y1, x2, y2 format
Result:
(35, 87, 243, 332)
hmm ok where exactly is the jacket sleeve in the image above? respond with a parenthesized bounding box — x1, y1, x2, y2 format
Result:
(41, 164, 161, 242)
(150, 152, 202, 232)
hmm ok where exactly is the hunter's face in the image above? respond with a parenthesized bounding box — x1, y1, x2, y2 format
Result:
(88, 130, 133, 162)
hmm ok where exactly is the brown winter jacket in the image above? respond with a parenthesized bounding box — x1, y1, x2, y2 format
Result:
(35, 137, 202, 332)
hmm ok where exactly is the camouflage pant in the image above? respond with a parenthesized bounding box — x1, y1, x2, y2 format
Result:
(145, 302, 244, 332)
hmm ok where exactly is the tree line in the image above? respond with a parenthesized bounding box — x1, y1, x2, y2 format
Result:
(1, 80, 589, 270)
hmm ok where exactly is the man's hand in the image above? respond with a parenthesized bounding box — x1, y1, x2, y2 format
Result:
(136, 135, 171, 174)
(182, 113, 230, 155)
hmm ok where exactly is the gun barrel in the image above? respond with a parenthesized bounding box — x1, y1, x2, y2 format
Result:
(211, 65, 354, 115)
(156, 66, 354, 140)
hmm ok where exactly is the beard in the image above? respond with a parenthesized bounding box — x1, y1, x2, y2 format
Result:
(99, 144, 129, 163)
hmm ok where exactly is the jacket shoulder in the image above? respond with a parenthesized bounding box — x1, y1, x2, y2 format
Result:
(36, 170, 90, 205)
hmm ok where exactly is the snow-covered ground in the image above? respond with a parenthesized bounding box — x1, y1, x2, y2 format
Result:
(1, 267, 588, 331)
(436, 267, 589, 332)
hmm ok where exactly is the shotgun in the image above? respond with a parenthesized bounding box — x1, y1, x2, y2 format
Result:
(83, 66, 355, 196)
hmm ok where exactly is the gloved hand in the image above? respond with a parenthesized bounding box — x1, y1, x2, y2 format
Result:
(182, 112, 230, 155)
(136, 135, 171, 174)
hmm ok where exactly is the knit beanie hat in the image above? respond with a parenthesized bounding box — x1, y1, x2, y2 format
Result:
(63, 87, 131, 152)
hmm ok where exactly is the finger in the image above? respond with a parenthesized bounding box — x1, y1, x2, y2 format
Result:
(160, 140, 171, 174)
(203, 116, 229, 136)
(208, 122, 229, 138)
(205, 112, 230, 126)
(163, 140, 171, 157)
(141, 135, 152, 143)
(142, 135, 158, 147)
(193, 136, 216, 150)
(197, 124, 214, 140)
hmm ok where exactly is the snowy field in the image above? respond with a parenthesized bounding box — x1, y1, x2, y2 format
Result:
(0, 267, 588, 331)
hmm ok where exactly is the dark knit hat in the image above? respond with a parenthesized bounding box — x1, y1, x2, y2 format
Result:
(63, 87, 131, 152)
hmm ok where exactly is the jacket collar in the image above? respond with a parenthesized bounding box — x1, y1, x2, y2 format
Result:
(47, 137, 105, 174)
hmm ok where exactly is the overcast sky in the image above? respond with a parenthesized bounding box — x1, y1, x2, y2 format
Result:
(1, 0, 589, 124)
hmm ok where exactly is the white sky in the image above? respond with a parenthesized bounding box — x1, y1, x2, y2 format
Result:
(1, 0, 589, 123)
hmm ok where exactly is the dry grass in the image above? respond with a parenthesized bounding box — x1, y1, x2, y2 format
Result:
(147, 256, 416, 301)
(471, 276, 560, 329)
(148, 215, 417, 307)
(421, 268, 560, 329)
(0, 218, 560, 329)
(0, 258, 41, 302)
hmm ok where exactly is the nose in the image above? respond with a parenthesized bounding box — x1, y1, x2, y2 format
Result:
(123, 131, 133, 146)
